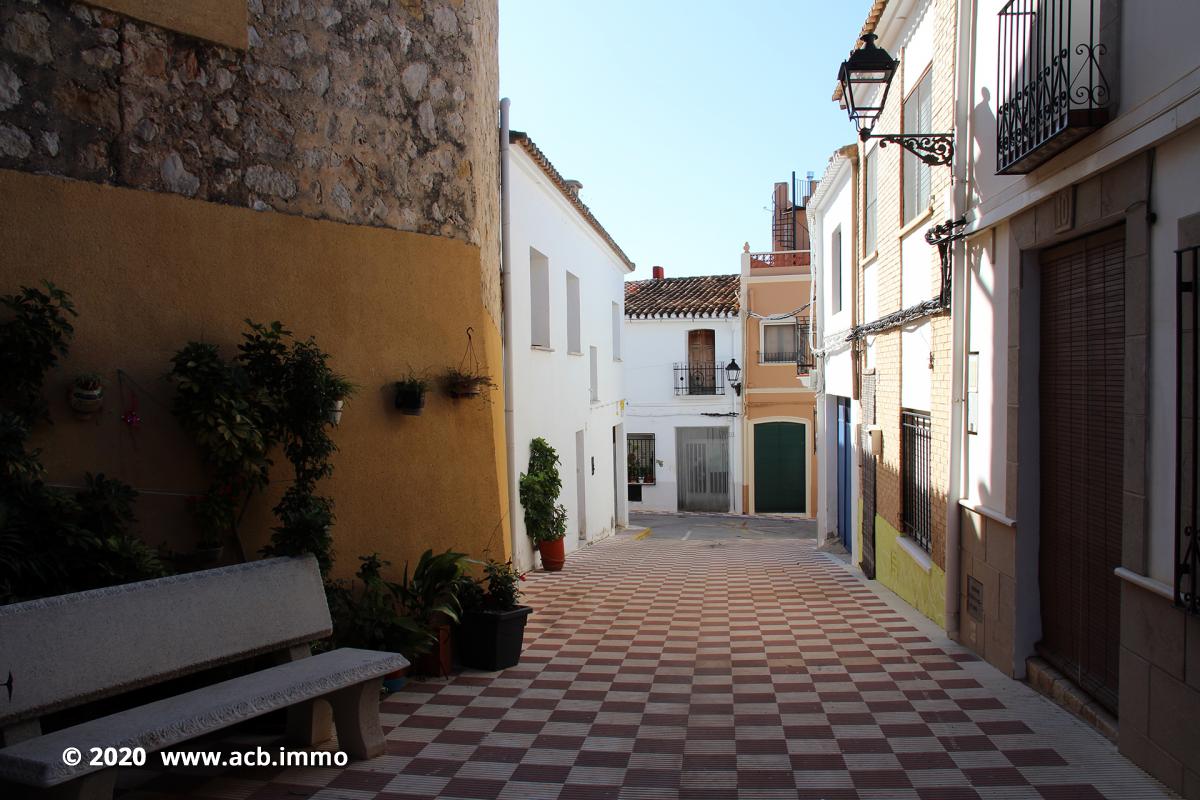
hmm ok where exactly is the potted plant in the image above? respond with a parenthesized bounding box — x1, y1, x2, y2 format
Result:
(326, 554, 431, 691)
(327, 375, 355, 425)
(185, 489, 233, 565)
(457, 559, 532, 671)
(519, 437, 569, 571)
(70, 373, 104, 415)
(443, 367, 494, 399)
(394, 372, 429, 415)
(395, 548, 467, 677)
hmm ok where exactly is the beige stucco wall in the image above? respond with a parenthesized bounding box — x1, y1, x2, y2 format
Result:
(1, 169, 510, 579)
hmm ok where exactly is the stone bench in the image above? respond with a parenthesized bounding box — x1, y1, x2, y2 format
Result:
(0, 555, 408, 799)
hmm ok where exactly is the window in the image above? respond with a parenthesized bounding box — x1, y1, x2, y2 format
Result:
(566, 271, 581, 353)
(589, 346, 599, 402)
(831, 226, 843, 314)
(901, 410, 932, 552)
(864, 148, 877, 255)
(612, 301, 621, 360)
(684, 329, 718, 394)
(627, 434, 655, 484)
(761, 322, 798, 363)
(530, 248, 550, 348)
(903, 71, 933, 224)
(966, 352, 979, 435)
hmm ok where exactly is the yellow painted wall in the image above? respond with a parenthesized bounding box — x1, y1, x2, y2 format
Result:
(86, 0, 247, 49)
(874, 514, 946, 628)
(0, 169, 510, 579)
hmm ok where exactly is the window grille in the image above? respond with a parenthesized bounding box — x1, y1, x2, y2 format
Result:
(628, 434, 656, 485)
(1177, 245, 1200, 615)
(902, 410, 932, 552)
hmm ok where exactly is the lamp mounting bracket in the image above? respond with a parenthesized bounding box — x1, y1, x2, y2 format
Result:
(865, 132, 955, 166)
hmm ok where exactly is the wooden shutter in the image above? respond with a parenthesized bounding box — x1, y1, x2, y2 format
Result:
(1037, 225, 1125, 713)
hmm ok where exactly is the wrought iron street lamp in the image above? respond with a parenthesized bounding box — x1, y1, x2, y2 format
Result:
(725, 359, 742, 397)
(838, 34, 954, 166)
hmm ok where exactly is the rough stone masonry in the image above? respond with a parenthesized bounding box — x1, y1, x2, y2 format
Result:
(0, 0, 500, 268)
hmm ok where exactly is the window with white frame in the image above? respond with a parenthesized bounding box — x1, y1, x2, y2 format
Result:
(566, 271, 581, 354)
(864, 148, 878, 255)
(903, 70, 933, 224)
(530, 248, 550, 348)
(832, 226, 843, 314)
(761, 321, 798, 364)
(611, 301, 621, 360)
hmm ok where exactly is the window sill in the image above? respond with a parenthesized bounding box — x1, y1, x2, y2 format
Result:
(895, 535, 933, 573)
(567, 351, 583, 356)
(898, 206, 934, 240)
(859, 250, 878, 269)
(531, 345, 555, 352)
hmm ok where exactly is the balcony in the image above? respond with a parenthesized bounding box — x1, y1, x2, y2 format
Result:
(996, 0, 1112, 175)
(747, 250, 811, 271)
(673, 363, 726, 396)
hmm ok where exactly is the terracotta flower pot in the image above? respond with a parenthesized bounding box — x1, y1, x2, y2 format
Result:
(413, 624, 453, 678)
(537, 538, 566, 572)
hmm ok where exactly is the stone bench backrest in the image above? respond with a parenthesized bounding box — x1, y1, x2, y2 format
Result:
(0, 556, 331, 727)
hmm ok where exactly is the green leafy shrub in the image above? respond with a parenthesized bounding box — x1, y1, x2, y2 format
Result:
(519, 437, 568, 543)
(326, 554, 432, 658)
(459, 559, 525, 613)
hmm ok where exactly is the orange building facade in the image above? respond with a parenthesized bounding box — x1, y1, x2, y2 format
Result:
(739, 179, 818, 517)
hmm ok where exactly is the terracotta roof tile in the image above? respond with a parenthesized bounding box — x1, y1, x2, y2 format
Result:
(624, 274, 740, 319)
(509, 131, 635, 271)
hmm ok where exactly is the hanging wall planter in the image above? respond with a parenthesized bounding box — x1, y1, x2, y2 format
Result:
(69, 374, 104, 416)
(443, 327, 495, 399)
(394, 374, 429, 415)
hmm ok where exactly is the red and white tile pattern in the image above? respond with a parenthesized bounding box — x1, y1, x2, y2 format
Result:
(128, 534, 1174, 800)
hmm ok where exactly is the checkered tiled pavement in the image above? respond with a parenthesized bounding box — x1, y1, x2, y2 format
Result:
(124, 533, 1173, 800)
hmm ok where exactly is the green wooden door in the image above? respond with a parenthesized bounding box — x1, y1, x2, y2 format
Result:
(754, 422, 806, 513)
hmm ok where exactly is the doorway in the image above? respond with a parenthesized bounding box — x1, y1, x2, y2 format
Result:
(575, 429, 587, 542)
(687, 329, 716, 394)
(836, 397, 852, 550)
(753, 421, 806, 513)
(676, 427, 730, 512)
(1037, 226, 1124, 713)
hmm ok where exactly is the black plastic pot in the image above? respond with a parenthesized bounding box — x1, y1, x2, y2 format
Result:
(457, 605, 533, 671)
(395, 386, 426, 415)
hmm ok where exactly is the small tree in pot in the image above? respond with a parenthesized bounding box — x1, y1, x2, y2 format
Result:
(519, 437, 568, 571)
(457, 559, 531, 671)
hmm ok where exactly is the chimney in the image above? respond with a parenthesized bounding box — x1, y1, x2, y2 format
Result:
(652, 266, 664, 280)
(564, 179, 583, 196)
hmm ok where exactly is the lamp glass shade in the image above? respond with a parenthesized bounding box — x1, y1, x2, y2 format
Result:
(725, 359, 741, 385)
(838, 34, 899, 135)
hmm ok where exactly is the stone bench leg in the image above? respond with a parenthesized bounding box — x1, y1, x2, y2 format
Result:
(48, 769, 116, 800)
(328, 679, 384, 760)
(286, 698, 333, 747)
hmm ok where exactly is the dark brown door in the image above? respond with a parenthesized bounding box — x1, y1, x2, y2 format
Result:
(688, 329, 716, 394)
(1038, 226, 1124, 713)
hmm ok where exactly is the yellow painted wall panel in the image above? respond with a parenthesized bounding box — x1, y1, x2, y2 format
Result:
(87, 0, 247, 49)
(874, 514, 947, 628)
(0, 169, 508, 579)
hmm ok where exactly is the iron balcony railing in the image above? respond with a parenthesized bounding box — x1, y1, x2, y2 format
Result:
(673, 362, 726, 396)
(996, 0, 1111, 175)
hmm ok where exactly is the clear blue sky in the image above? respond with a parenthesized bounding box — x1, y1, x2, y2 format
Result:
(499, 1, 868, 280)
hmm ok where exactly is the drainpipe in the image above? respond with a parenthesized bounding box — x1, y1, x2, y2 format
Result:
(499, 98, 521, 566)
(944, 0, 978, 642)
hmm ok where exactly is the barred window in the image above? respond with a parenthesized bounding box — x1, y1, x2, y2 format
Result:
(627, 434, 656, 485)
(902, 410, 932, 552)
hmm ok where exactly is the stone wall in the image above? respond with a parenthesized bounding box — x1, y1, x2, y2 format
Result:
(0, 0, 499, 317)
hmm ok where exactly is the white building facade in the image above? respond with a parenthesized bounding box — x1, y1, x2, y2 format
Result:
(501, 126, 633, 572)
(623, 272, 743, 514)
(808, 147, 861, 561)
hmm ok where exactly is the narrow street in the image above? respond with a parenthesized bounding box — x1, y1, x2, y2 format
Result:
(212, 529, 1169, 800)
